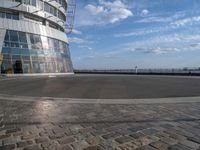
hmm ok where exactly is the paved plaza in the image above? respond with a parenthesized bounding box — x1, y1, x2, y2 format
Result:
(0, 75, 200, 150)
(0, 74, 200, 99)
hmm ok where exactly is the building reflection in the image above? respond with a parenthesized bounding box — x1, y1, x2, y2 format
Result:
(13, 60, 23, 74)
(1, 30, 73, 74)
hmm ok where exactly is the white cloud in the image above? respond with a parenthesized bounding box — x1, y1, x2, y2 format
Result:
(114, 28, 160, 37)
(69, 37, 92, 44)
(123, 33, 200, 54)
(85, 4, 104, 15)
(129, 47, 180, 54)
(77, 0, 133, 26)
(78, 45, 93, 50)
(72, 29, 82, 35)
(142, 9, 149, 16)
(114, 12, 197, 38)
(137, 16, 172, 23)
(69, 37, 85, 44)
(171, 16, 200, 27)
(136, 11, 185, 23)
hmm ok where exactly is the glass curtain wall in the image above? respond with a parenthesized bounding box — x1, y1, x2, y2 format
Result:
(12, 0, 66, 22)
(1, 30, 73, 74)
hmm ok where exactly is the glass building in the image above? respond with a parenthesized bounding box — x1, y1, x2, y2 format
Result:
(0, 0, 73, 74)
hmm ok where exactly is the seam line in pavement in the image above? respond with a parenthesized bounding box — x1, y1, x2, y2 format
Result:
(0, 94, 200, 104)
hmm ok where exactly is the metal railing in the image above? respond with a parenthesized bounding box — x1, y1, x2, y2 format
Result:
(74, 69, 200, 76)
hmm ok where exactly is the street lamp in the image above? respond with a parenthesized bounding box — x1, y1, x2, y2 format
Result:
(135, 66, 138, 74)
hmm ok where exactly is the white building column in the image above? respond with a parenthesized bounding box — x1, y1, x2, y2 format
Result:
(0, 28, 6, 53)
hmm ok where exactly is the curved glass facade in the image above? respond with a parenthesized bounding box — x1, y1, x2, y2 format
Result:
(1, 30, 73, 74)
(13, 0, 67, 10)
(13, 0, 66, 22)
(0, 0, 73, 75)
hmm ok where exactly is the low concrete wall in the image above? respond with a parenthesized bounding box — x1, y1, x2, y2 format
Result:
(74, 69, 200, 76)
(0, 73, 74, 77)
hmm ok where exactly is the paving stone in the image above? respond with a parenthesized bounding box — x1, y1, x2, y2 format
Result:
(136, 145, 156, 150)
(155, 132, 169, 138)
(65, 129, 77, 136)
(83, 145, 104, 150)
(53, 128, 65, 135)
(58, 145, 73, 150)
(142, 128, 158, 135)
(179, 140, 199, 149)
(1, 97, 200, 150)
(91, 129, 108, 136)
(49, 133, 65, 140)
(129, 126, 146, 132)
(39, 131, 54, 137)
(119, 142, 138, 150)
(160, 124, 174, 129)
(70, 125, 83, 131)
(115, 129, 131, 136)
(71, 141, 89, 150)
(78, 127, 92, 134)
(0, 144, 15, 150)
(165, 131, 186, 140)
(168, 144, 192, 150)
(147, 135, 160, 142)
(23, 144, 41, 150)
(21, 134, 38, 140)
(102, 132, 120, 139)
(3, 136, 21, 145)
(35, 137, 49, 143)
(115, 136, 133, 144)
(171, 128, 195, 138)
(41, 141, 59, 150)
(17, 140, 33, 148)
(13, 132, 23, 137)
(184, 127, 200, 136)
(86, 136, 103, 145)
(160, 137, 178, 145)
(188, 136, 200, 144)
(150, 141, 168, 149)
(99, 142, 119, 150)
(6, 128, 21, 134)
(58, 137, 75, 144)
(134, 136, 155, 146)
(0, 134, 11, 140)
(197, 147, 200, 150)
(130, 132, 145, 139)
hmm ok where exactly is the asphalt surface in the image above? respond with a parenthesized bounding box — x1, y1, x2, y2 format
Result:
(0, 74, 200, 99)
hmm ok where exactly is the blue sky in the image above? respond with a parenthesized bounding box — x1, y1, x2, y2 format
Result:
(69, 0, 200, 69)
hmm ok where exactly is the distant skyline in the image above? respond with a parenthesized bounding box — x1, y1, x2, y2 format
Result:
(69, 0, 200, 69)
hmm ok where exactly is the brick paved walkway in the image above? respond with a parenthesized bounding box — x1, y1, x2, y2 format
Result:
(1, 98, 200, 150)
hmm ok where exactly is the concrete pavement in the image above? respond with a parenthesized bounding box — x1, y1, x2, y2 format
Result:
(0, 74, 200, 99)
(0, 74, 200, 149)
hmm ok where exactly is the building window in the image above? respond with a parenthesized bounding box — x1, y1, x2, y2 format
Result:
(18, 32, 28, 48)
(4, 31, 10, 47)
(56, 0, 67, 10)
(2, 30, 72, 74)
(23, 0, 36, 7)
(41, 36, 49, 50)
(29, 34, 42, 49)
(0, 11, 19, 20)
(9, 30, 19, 48)
(44, 2, 66, 22)
(13, 0, 22, 2)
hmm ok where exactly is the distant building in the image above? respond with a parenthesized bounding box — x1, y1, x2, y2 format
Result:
(0, 0, 73, 74)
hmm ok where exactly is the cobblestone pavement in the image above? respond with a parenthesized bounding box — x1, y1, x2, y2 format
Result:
(1, 98, 200, 150)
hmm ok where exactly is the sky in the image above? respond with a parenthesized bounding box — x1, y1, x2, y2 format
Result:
(68, 0, 200, 69)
